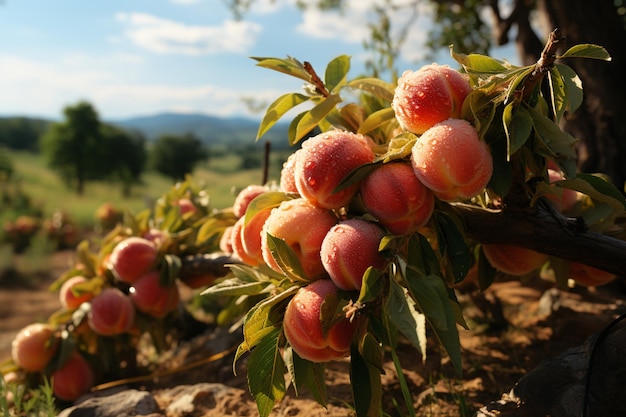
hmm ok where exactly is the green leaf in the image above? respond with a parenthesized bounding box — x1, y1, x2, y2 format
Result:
(357, 107, 396, 135)
(558, 174, 626, 211)
(265, 233, 309, 282)
(502, 103, 533, 157)
(358, 267, 385, 304)
(257, 92, 309, 140)
(252, 56, 311, 81)
(547, 66, 567, 122)
(288, 111, 308, 145)
(285, 348, 328, 405)
(407, 233, 440, 277)
(386, 278, 427, 360)
(433, 211, 472, 284)
(346, 77, 395, 102)
(244, 191, 293, 225)
(325, 55, 351, 93)
(381, 131, 417, 162)
(159, 254, 181, 286)
(247, 327, 286, 417)
(477, 246, 497, 291)
(451, 49, 509, 74)
(295, 94, 343, 142)
(201, 276, 272, 297)
(462, 89, 496, 140)
(559, 44, 611, 61)
(554, 63, 583, 115)
(333, 161, 381, 193)
(503, 66, 534, 105)
(350, 343, 382, 417)
(403, 269, 463, 376)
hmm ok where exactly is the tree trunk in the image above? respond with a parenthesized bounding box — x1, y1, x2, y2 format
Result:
(537, 0, 626, 193)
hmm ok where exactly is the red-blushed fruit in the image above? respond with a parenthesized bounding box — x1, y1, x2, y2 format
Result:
(130, 270, 180, 318)
(59, 275, 94, 311)
(546, 169, 579, 213)
(175, 198, 197, 216)
(233, 185, 269, 218)
(482, 243, 548, 276)
(360, 162, 435, 235)
(569, 261, 617, 287)
(295, 130, 375, 209)
(392, 64, 472, 134)
(321, 219, 388, 291)
(283, 279, 356, 363)
(261, 198, 338, 279)
(231, 217, 263, 266)
(280, 151, 299, 193)
(108, 237, 159, 284)
(88, 287, 136, 336)
(411, 118, 493, 201)
(240, 206, 273, 266)
(51, 352, 95, 402)
(11, 323, 59, 372)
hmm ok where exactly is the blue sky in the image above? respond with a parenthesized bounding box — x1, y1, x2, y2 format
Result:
(0, 0, 517, 121)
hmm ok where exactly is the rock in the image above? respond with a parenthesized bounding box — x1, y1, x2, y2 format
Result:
(57, 389, 162, 417)
(156, 383, 254, 417)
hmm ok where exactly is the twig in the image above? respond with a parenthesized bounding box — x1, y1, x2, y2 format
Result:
(304, 61, 329, 97)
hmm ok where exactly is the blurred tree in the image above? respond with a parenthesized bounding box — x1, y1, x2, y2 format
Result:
(0, 117, 49, 152)
(229, 0, 626, 192)
(0, 147, 13, 180)
(150, 133, 208, 182)
(100, 125, 148, 197)
(40, 101, 148, 195)
(40, 101, 104, 195)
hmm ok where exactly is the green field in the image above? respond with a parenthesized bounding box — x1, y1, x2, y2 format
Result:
(4, 149, 287, 228)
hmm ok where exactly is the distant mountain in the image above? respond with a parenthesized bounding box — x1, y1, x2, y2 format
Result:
(110, 112, 290, 148)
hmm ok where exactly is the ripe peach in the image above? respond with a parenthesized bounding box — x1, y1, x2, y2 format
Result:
(233, 185, 269, 218)
(108, 237, 159, 284)
(321, 219, 388, 291)
(88, 287, 136, 336)
(569, 261, 616, 287)
(482, 243, 548, 276)
(279, 151, 299, 193)
(283, 279, 356, 363)
(411, 118, 493, 201)
(392, 63, 472, 134)
(219, 225, 235, 253)
(261, 198, 338, 279)
(175, 198, 197, 216)
(59, 275, 94, 311)
(130, 270, 180, 318)
(11, 323, 59, 372)
(231, 217, 263, 266)
(546, 169, 579, 213)
(360, 162, 435, 235)
(240, 206, 274, 266)
(51, 352, 95, 402)
(294, 130, 375, 209)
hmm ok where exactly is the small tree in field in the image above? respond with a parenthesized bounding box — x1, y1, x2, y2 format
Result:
(2, 30, 625, 417)
(151, 133, 208, 182)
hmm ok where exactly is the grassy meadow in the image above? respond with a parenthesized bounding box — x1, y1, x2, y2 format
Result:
(4, 149, 288, 228)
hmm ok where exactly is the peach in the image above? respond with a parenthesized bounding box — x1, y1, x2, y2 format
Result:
(411, 118, 493, 201)
(88, 287, 136, 336)
(482, 243, 548, 276)
(108, 237, 159, 284)
(219, 225, 234, 253)
(130, 270, 180, 318)
(546, 169, 579, 213)
(11, 323, 59, 372)
(569, 261, 616, 287)
(279, 151, 299, 193)
(59, 275, 94, 311)
(231, 217, 263, 266)
(51, 352, 95, 402)
(294, 130, 375, 209)
(233, 185, 269, 218)
(392, 63, 472, 134)
(321, 219, 388, 291)
(360, 162, 435, 235)
(261, 198, 338, 279)
(175, 198, 197, 216)
(240, 206, 274, 266)
(283, 279, 356, 363)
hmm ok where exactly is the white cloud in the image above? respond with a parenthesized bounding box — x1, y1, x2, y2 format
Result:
(115, 12, 262, 55)
(170, 0, 202, 4)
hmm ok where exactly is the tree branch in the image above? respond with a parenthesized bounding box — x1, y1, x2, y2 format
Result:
(451, 202, 626, 277)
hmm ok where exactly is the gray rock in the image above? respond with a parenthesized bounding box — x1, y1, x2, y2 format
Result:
(57, 389, 162, 417)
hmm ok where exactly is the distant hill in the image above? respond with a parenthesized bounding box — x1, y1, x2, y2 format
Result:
(110, 112, 290, 148)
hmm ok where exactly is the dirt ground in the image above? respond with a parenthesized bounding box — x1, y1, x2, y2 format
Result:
(1, 250, 624, 416)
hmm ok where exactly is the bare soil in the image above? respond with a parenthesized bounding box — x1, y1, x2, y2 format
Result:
(2, 250, 624, 416)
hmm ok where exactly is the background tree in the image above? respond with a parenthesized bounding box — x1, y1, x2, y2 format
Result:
(0, 117, 49, 152)
(229, 0, 626, 192)
(150, 133, 208, 182)
(40, 101, 104, 195)
(100, 125, 147, 197)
